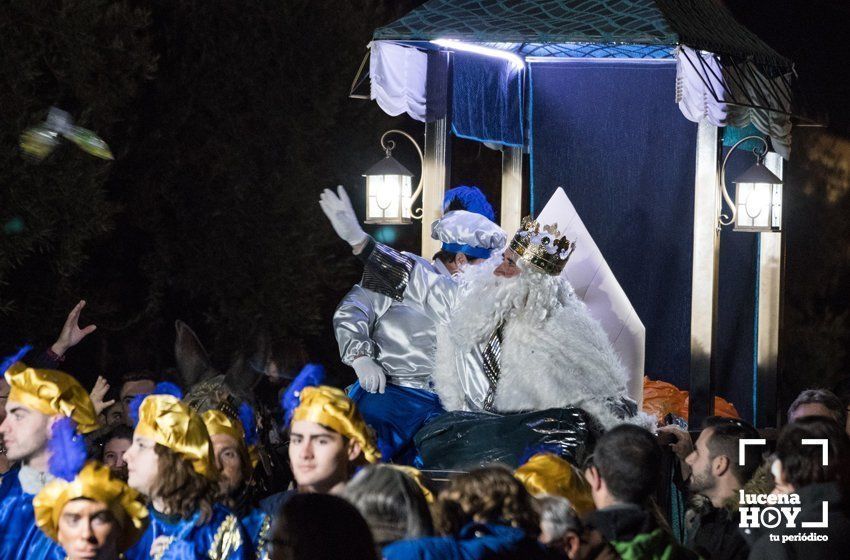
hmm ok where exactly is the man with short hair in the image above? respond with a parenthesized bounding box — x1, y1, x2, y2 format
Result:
(787, 388, 847, 428)
(583, 424, 698, 560)
(0, 360, 100, 560)
(677, 417, 762, 560)
(118, 371, 158, 425)
(261, 385, 380, 516)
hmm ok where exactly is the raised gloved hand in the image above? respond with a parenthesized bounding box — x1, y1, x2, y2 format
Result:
(319, 185, 367, 247)
(352, 356, 386, 394)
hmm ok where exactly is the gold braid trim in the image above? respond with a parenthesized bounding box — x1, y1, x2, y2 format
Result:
(152, 537, 176, 560)
(256, 515, 271, 560)
(208, 514, 243, 559)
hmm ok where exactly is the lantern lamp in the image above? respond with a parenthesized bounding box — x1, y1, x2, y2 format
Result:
(363, 130, 424, 224)
(719, 135, 783, 232)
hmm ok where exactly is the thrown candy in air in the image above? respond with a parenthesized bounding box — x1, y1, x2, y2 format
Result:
(66, 126, 114, 160)
(19, 124, 60, 160)
(19, 107, 114, 161)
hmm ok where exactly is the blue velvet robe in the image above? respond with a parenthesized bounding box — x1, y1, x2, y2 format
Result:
(0, 465, 63, 560)
(125, 503, 250, 560)
(240, 507, 270, 560)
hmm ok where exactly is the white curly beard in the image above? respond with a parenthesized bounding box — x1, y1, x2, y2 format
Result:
(435, 256, 653, 430)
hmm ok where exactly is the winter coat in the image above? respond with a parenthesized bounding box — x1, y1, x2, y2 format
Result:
(747, 482, 850, 560)
(684, 498, 750, 560)
(586, 503, 701, 560)
(382, 522, 563, 560)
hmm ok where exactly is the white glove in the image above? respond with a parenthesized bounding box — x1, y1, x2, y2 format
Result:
(352, 356, 386, 394)
(319, 185, 367, 247)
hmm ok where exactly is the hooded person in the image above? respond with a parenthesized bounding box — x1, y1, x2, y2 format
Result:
(0, 357, 100, 560)
(333, 186, 505, 463)
(320, 186, 645, 430)
(122, 394, 250, 560)
(34, 460, 149, 560)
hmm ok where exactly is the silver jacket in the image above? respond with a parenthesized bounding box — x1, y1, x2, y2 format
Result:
(333, 254, 440, 391)
(400, 260, 492, 411)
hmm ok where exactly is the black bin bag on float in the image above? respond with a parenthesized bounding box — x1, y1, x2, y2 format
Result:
(414, 407, 603, 471)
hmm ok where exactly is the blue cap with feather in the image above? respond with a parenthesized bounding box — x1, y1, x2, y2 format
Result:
(1, 344, 33, 376)
(48, 416, 88, 481)
(281, 363, 325, 427)
(436, 186, 502, 260)
(443, 186, 495, 222)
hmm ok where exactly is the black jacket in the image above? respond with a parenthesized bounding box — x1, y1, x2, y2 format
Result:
(685, 500, 749, 560)
(748, 482, 850, 560)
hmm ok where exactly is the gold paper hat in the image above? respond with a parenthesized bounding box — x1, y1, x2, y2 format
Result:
(135, 394, 216, 479)
(34, 461, 149, 552)
(3, 362, 99, 433)
(201, 409, 258, 469)
(509, 216, 576, 276)
(291, 385, 381, 464)
(514, 453, 595, 515)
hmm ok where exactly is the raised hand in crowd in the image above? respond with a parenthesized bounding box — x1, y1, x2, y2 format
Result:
(657, 424, 694, 479)
(89, 375, 115, 416)
(50, 299, 97, 358)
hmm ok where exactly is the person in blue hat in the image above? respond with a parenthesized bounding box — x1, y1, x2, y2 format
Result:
(332, 186, 505, 463)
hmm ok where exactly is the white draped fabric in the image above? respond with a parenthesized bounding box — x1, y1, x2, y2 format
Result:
(369, 41, 428, 122)
(369, 41, 793, 156)
(676, 46, 792, 158)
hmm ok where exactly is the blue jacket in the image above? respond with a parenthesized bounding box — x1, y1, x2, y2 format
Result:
(125, 504, 251, 560)
(0, 465, 63, 560)
(382, 522, 563, 560)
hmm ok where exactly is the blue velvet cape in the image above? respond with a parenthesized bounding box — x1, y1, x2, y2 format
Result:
(125, 503, 250, 560)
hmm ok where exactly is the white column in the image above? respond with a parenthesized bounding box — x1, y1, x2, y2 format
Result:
(689, 121, 720, 424)
(421, 118, 450, 257)
(756, 152, 783, 426)
(500, 146, 523, 233)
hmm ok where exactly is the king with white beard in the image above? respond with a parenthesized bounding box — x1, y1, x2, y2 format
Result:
(320, 186, 647, 430)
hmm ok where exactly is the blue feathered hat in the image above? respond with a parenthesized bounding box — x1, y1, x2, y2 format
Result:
(281, 363, 325, 427)
(443, 186, 495, 222)
(438, 186, 501, 259)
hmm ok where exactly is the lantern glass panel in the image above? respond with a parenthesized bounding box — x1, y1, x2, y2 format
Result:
(734, 181, 781, 232)
(365, 174, 413, 224)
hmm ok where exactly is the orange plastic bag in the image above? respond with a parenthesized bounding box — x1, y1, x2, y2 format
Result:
(679, 395, 741, 421)
(642, 377, 688, 422)
(643, 376, 741, 423)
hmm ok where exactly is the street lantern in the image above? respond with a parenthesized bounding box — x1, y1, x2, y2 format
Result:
(732, 160, 783, 232)
(362, 129, 424, 224)
(719, 135, 783, 232)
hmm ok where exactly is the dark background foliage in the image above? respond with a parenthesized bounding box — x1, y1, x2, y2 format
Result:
(0, 0, 848, 416)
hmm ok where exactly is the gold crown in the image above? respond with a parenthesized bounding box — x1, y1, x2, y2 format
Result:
(508, 216, 576, 276)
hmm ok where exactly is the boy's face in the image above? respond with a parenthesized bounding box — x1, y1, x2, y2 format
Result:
(288, 420, 359, 493)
